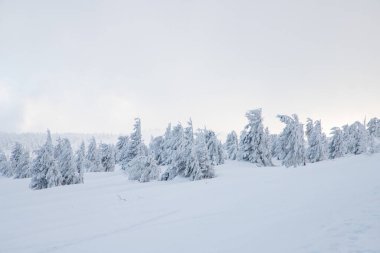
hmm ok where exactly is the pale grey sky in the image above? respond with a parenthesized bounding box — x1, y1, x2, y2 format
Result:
(1, 0, 379, 137)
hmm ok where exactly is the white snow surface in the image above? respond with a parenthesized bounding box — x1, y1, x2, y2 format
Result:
(1, 154, 380, 253)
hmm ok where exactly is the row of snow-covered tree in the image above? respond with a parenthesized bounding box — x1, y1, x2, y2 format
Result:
(225, 109, 380, 167)
(115, 118, 218, 182)
(0, 117, 219, 189)
(1, 109, 379, 190)
(0, 131, 116, 189)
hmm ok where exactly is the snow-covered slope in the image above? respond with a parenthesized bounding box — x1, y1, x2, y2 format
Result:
(1, 154, 380, 253)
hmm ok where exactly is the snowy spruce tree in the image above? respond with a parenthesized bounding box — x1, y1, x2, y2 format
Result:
(99, 143, 115, 172)
(9, 142, 31, 179)
(367, 117, 379, 153)
(225, 131, 238, 160)
(237, 130, 247, 160)
(161, 122, 216, 181)
(149, 136, 165, 165)
(74, 142, 85, 183)
(238, 109, 272, 166)
(30, 130, 62, 189)
(115, 135, 129, 163)
(160, 123, 185, 180)
(161, 122, 191, 180)
(0, 149, 12, 177)
(182, 119, 200, 177)
(86, 137, 101, 172)
(57, 138, 81, 185)
(367, 117, 380, 137)
(160, 123, 172, 165)
(182, 119, 197, 176)
(10, 142, 24, 177)
(124, 119, 159, 182)
(191, 132, 215, 180)
(186, 146, 201, 180)
(269, 134, 279, 159)
(127, 154, 159, 182)
(276, 114, 306, 167)
(328, 127, 346, 159)
(204, 129, 224, 166)
(265, 127, 272, 158)
(341, 124, 351, 155)
(305, 118, 327, 163)
(346, 121, 368, 155)
(13, 148, 31, 179)
(54, 137, 63, 159)
(122, 118, 144, 170)
(218, 140, 225, 163)
(367, 133, 376, 154)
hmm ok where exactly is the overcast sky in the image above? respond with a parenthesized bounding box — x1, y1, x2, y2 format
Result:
(0, 0, 379, 137)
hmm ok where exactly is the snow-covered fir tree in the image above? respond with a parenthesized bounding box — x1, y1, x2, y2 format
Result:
(329, 127, 346, 159)
(305, 118, 327, 163)
(86, 137, 101, 172)
(367, 117, 380, 137)
(121, 119, 159, 182)
(161, 122, 192, 180)
(182, 119, 197, 176)
(367, 118, 379, 153)
(225, 131, 238, 160)
(13, 148, 31, 179)
(0, 149, 12, 177)
(237, 129, 247, 160)
(57, 138, 81, 185)
(269, 134, 278, 159)
(122, 118, 144, 170)
(204, 129, 224, 166)
(367, 134, 376, 154)
(10, 142, 24, 177)
(160, 123, 184, 180)
(54, 137, 63, 159)
(191, 132, 215, 180)
(219, 140, 226, 161)
(46, 163, 62, 188)
(265, 127, 272, 158)
(341, 124, 351, 155)
(160, 123, 172, 165)
(74, 142, 85, 183)
(127, 154, 159, 182)
(238, 109, 272, 166)
(115, 135, 129, 163)
(347, 121, 368, 155)
(99, 143, 115, 172)
(30, 130, 62, 189)
(186, 146, 201, 180)
(149, 136, 165, 165)
(276, 114, 306, 167)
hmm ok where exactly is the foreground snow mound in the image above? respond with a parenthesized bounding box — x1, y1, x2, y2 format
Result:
(1, 154, 380, 253)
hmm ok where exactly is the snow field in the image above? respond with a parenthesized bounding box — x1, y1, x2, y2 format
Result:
(1, 153, 379, 253)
